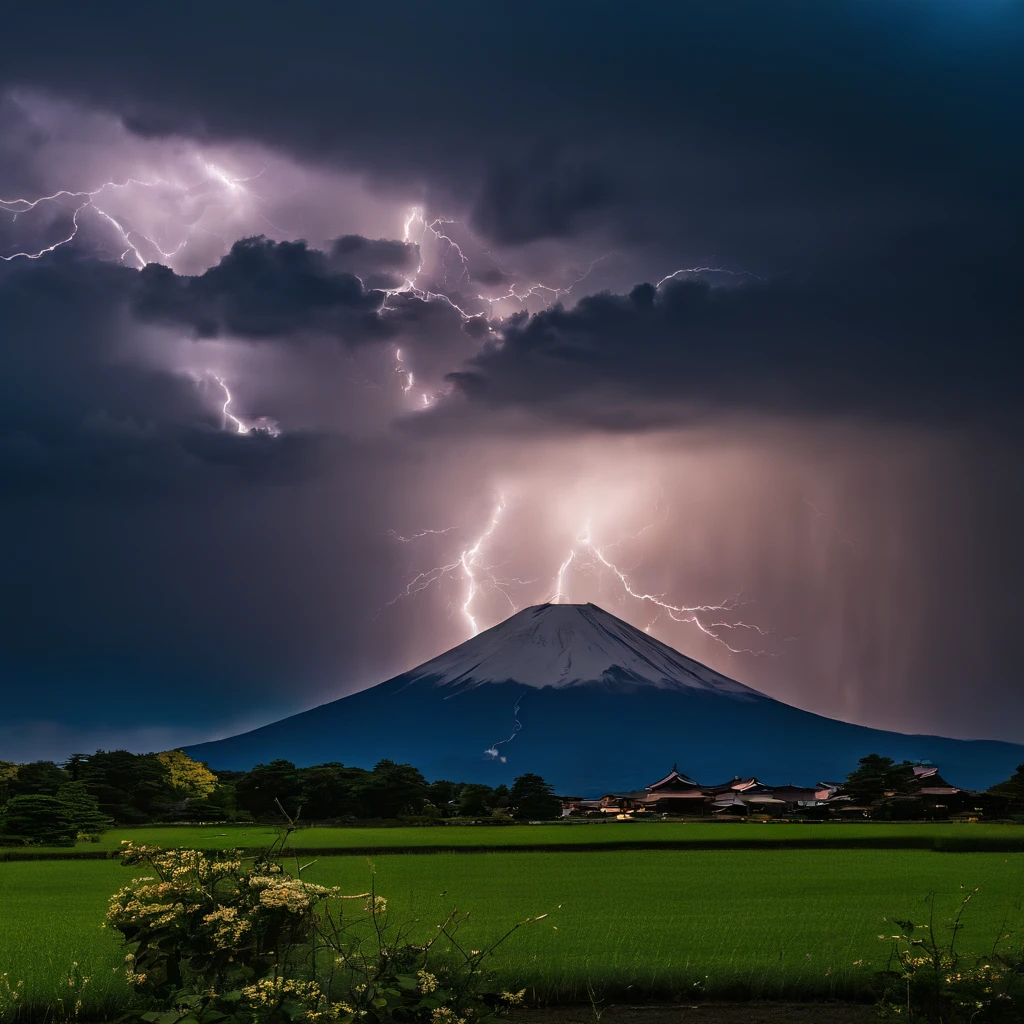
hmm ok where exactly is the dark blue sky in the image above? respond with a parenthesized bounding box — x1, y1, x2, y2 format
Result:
(0, 1, 1021, 759)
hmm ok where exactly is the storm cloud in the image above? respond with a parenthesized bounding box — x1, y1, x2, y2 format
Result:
(1, 1, 1023, 763)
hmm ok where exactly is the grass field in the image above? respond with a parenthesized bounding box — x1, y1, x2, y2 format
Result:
(2, 845, 1023, 1020)
(5, 820, 1024, 859)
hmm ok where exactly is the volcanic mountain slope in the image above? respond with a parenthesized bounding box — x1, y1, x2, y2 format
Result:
(184, 603, 1023, 793)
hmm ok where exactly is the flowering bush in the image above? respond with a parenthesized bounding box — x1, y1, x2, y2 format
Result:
(875, 890, 1023, 1022)
(105, 832, 540, 1024)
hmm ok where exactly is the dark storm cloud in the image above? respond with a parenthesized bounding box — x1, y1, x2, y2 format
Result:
(328, 236, 419, 292)
(2, 0, 1024, 764)
(135, 237, 389, 341)
(0, 257, 322, 494)
(130, 236, 485, 397)
(445, 233, 1024, 432)
(0, 2, 1020, 265)
(470, 143, 615, 246)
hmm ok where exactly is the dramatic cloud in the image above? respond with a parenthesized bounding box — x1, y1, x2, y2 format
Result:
(2, 3, 1020, 268)
(446, 239, 1023, 432)
(1, 1, 1023, 764)
(328, 235, 419, 291)
(470, 143, 615, 245)
(0, 258, 326, 493)
(134, 237, 388, 341)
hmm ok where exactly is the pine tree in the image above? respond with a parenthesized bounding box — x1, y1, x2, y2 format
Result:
(988, 764, 1024, 811)
(509, 773, 561, 819)
(0, 794, 77, 846)
(844, 754, 919, 805)
(57, 781, 110, 836)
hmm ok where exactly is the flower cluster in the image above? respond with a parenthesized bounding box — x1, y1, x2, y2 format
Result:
(0, 973, 24, 1014)
(249, 875, 337, 914)
(241, 977, 323, 1006)
(364, 895, 387, 915)
(431, 1007, 468, 1024)
(104, 838, 538, 1024)
(202, 906, 252, 948)
(123, 953, 147, 987)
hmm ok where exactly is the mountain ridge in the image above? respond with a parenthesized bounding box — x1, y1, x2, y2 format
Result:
(184, 603, 1024, 793)
(397, 603, 764, 698)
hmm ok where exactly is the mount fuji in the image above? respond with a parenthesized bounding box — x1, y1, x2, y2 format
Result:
(184, 603, 1023, 793)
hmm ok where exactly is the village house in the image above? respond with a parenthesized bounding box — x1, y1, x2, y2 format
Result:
(561, 762, 969, 819)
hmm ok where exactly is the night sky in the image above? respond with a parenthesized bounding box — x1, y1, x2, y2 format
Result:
(1, 1, 1022, 761)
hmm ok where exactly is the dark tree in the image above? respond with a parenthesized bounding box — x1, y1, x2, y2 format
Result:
(9, 760, 67, 797)
(988, 764, 1024, 811)
(427, 780, 458, 813)
(0, 794, 77, 846)
(77, 750, 176, 822)
(0, 761, 16, 805)
(844, 754, 919, 805)
(62, 753, 90, 782)
(509, 773, 561, 819)
(57, 781, 110, 835)
(353, 760, 428, 818)
(457, 783, 496, 817)
(235, 760, 304, 818)
(300, 763, 368, 819)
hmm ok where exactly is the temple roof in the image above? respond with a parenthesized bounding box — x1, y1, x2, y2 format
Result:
(646, 765, 700, 791)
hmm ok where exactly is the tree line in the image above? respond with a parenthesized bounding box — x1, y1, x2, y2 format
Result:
(0, 749, 563, 845)
(843, 754, 1024, 818)
(2, 748, 1022, 845)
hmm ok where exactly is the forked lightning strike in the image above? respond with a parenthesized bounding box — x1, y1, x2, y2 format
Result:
(0, 164, 255, 266)
(549, 521, 777, 656)
(386, 495, 780, 657)
(214, 375, 250, 435)
(382, 494, 537, 634)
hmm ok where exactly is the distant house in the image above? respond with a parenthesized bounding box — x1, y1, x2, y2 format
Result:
(912, 764, 962, 796)
(769, 785, 825, 809)
(563, 762, 970, 820)
(643, 765, 712, 815)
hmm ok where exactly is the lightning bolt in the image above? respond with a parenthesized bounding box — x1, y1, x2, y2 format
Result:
(184, 371, 280, 437)
(383, 207, 619, 411)
(213, 374, 250, 434)
(484, 691, 525, 763)
(385, 527, 459, 543)
(385, 204, 765, 415)
(549, 519, 778, 656)
(382, 494, 537, 632)
(459, 494, 508, 635)
(1, 163, 257, 266)
(656, 265, 765, 287)
(384, 490, 781, 655)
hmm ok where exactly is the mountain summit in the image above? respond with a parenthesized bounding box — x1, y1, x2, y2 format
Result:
(402, 603, 763, 697)
(185, 604, 1023, 793)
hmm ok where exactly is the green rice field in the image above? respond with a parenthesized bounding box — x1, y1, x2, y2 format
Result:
(4, 820, 1024, 859)
(2, 838, 1023, 1020)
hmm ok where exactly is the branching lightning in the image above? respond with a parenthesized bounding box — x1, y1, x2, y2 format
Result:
(382, 493, 539, 632)
(213, 375, 250, 434)
(385, 491, 783, 658)
(5, 151, 781, 656)
(548, 520, 779, 657)
(484, 692, 525, 762)
(0, 163, 256, 266)
(185, 371, 279, 437)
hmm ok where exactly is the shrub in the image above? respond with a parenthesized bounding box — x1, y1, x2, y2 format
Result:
(104, 824, 542, 1024)
(876, 889, 1024, 1022)
(0, 794, 77, 846)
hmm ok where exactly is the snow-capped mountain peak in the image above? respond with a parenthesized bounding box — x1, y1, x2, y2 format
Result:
(401, 602, 765, 698)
